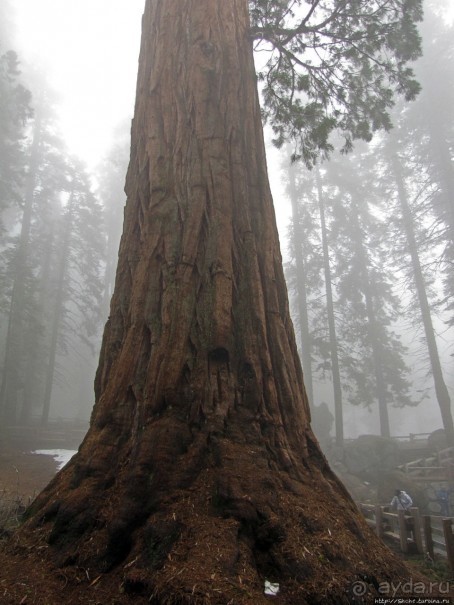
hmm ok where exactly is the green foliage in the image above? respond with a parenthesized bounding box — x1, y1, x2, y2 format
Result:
(0, 48, 32, 232)
(284, 143, 418, 425)
(283, 5, 454, 435)
(60, 159, 106, 349)
(0, 76, 106, 423)
(249, 0, 422, 166)
(323, 150, 417, 410)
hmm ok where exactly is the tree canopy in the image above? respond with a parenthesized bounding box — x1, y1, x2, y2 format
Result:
(250, 0, 422, 165)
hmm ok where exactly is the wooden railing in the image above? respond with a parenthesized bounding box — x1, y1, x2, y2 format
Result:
(359, 503, 454, 572)
(393, 433, 432, 442)
(397, 447, 454, 482)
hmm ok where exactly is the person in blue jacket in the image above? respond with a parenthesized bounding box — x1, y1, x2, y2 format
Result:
(436, 487, 450, 517)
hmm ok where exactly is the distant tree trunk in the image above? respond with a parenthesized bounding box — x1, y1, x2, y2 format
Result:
(21, 221, 55, 424)
(19, 315, 41, 424)
(315, 168, 344, 446)
(40, 205, 72, 425)
(287, 164, 314, 405)
(20, 1, 411, 601)
(391, 151, 454, 446)
(349, 198, 391, 438)
(0, 110, 41, 424)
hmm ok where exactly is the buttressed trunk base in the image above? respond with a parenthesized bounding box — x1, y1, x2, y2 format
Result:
(3, 1, 417, 603)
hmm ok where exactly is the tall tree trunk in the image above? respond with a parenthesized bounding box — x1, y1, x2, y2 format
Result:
(20, 221, 55, 424)
(40, 206, 72, 425)
(315, 169, 344, 446)
(349, 198, 391, 438)
(391, 151, 454, 446)
(287, 164, 314, 405)
(19, 314, 41, 424)
(18, 1, 411, 601)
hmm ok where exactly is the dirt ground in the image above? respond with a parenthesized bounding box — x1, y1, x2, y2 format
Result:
(0, 444, 60, 503)
(0, 445, 122, 605)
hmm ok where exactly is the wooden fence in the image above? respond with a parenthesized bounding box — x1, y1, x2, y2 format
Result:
(397, 446, 454, 482)
(359, 503, 454, 572)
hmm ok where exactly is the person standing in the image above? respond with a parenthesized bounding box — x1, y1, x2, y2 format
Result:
(390, 489, 413, 511)
(436, 487, 451, 517)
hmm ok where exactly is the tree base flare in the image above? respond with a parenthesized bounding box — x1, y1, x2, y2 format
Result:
(0, 439, 419, 605)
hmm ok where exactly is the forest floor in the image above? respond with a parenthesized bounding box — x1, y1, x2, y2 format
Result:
(0, 443, 59, 508)
(0, 443, 141, 605)
(0, 444, 452, 604)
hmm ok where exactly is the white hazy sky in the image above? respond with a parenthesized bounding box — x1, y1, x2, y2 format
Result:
(13, 0, 145, 169)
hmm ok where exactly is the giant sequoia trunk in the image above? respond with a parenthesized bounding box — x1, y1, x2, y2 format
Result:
(9, 1, 416, 603)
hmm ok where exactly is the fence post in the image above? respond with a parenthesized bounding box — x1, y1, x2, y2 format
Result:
(442, 518, 454, 573)
(423, 515, 434, 560)
(398, 510, 409, 553)
(375, 505, 384, 539)
(409, 507, 423, 554)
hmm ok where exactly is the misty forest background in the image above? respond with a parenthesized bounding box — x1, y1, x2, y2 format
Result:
(1, 0, 453, 447)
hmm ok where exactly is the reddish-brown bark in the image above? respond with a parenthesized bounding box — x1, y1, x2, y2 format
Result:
(3, 1, 419, 603)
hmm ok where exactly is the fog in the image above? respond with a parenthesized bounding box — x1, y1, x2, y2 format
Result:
(0, 0, 453, 453)
(12, 0, 144, 169)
